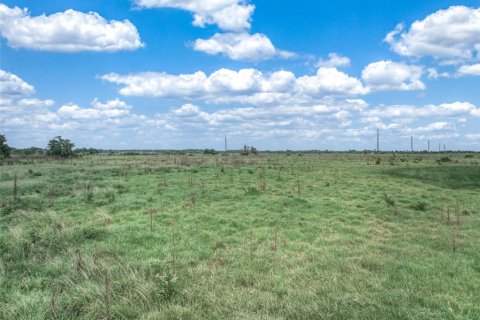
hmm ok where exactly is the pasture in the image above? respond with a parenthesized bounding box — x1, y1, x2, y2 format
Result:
(1, 152, 479, 319)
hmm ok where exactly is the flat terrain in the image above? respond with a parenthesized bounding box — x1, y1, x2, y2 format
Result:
(1, 153, 479, 319)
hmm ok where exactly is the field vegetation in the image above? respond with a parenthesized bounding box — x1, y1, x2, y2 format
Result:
(1, 152, 479, 319)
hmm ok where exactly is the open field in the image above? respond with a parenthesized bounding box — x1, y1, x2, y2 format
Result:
(1, 152, 479, 319)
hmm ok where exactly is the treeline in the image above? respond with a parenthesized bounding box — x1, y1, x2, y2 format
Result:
(1, 133, 478, 160)
(1, 134, 103, 159)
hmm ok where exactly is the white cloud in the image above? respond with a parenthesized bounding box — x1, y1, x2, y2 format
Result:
(0, 4, 143, 52)
(0, 69, 35, 98)
(457, 64, 480, 76)
(102, 64, 436, 104)
(102, 67, 368, 104)
(17, 98, 55, 108)
(2, 94, 479, 150)
(134, 0, 254, 32)
(297, 67, 367, 95)
(405, 121, 453, 134)
(364, 102, 480, 123)
(426, 68, 450, 79)
(91, 98, 131, 110)
(385, 6, 480, 63)
(4, 117, 27, 127)
(102, 71, 208, 97)
(193, 32, 293, 61)
(465, 133, 480, 140)
(0, 70, 55, 116)
(316, 53, 351, 68)
(134, 1, 292, 61)
(35, 112, 59, 123)
(361, 60, 425, 91)
(58, 99, 132, 119)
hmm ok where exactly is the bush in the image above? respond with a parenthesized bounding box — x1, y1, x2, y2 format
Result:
(383, 194, 396, 207)
(411, 201, 427, 211)
(203, 148, 217, 155)
(437, 156, 452, 163)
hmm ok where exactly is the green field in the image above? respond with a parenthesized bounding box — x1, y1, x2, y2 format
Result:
(1, 153, 479, 319)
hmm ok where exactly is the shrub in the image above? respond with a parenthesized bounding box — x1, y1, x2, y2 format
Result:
(203, 148, 217, 155)
(437, 156, 452, 163)
(383, 193, 396, 207)
(383, 193, 399, 215)
(411, 201, 427, 211)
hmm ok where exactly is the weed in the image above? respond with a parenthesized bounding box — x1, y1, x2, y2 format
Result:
(383, 193, 399, 215)
(411, 201, 427, 211)
(272, 227, 278, 251)
(146, 208, 156, 232)
(12, 172, 17, 201)
(438, 156, 452, 163)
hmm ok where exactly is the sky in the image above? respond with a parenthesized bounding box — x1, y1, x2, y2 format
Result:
(0, 0, 479, 151)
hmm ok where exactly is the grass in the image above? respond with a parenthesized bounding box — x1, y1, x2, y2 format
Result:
(1, 152, 479, 319)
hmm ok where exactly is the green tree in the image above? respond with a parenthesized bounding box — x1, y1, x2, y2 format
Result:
(203, 148, 217, 155)
(47, 136, 75, 158)
(0, 134, 11, 159)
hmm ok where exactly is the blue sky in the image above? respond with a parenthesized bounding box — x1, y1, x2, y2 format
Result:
(1, 0, 479, 150)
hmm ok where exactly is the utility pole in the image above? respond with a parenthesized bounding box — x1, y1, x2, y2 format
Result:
(411, 136, 413, 152)
(376, 128, 379, 152)
(224, 133, 228, 153)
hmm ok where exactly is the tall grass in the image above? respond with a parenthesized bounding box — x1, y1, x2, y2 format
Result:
(0, 153, 479, 319)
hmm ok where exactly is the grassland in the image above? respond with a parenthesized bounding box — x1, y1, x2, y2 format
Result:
(1, 152, 479, 319)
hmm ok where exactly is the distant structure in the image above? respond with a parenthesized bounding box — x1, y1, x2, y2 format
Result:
(411, 136, 413, 152)
(240, 145, 258, 156)
(225, 133, 228, 153)
(376, 128, 380, 152)
(428, 140, 430, 152)
(439, 143, 441, 152)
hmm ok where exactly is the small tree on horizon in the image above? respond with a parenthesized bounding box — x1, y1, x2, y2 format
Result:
(47, 136, 75, 158)
(0, 134, 11, 159)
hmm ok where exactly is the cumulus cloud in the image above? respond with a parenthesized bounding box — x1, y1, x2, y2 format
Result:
(58, 99, 132, 119)
(0, 70, 55, 115)
(2, 94, 478, 149)
(316, 53, 351, 68)
(193, 33, 293, 61)
(0, 4, 143, 52)
(465, 133, 480, 140)
(385, 6, 480, 63)
(457, 64, 480, 76)
(426, 68, 450, 79)
(134, 0, 254, 32)
(364, 102, 480, 123)
(0, 69, 35, 98)
(361, 60, 425, 91)
(404, 121, 453, 134)
(297, 68, 367, 95)
(102, 67, 372, 104)
(134, 1, 291, 61)
(102, 63, 431, 103)
(1, 95, 136, 136)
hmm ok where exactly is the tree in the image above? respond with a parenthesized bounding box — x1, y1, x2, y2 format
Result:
(47, 136, 75, 158)
(240, 145, 258, 156)
(0, 134, 11, 159)
(203, 148, 217, 155)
